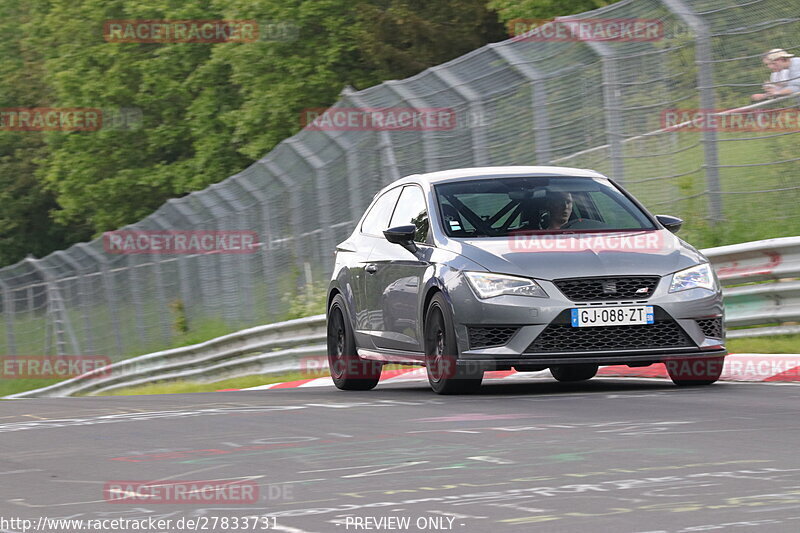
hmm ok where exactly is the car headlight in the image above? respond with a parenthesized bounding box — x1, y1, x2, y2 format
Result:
(669, 263, 716, 293)
(464, 272, 548, 299)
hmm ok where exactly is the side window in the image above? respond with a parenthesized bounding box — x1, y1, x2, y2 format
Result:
(389, 186, 429, 243)
(361, 187, 401, 235)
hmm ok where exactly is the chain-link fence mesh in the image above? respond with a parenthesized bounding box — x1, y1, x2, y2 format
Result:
(2, 0, 799, 360)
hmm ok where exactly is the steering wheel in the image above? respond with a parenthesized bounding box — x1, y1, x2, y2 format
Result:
(560, 218, 581, 229)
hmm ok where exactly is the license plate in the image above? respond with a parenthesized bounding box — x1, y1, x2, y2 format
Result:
(571, 306, 654, 327)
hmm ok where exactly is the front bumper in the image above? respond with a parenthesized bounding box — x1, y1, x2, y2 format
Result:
(448, 274, 726, 369)
(456, 348, 727, 371)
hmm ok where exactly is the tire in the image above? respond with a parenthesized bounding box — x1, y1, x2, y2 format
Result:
(327, 294, 381, 391)
(666, 356, 725, 386)
(424, 293, 483, 394)
(550, 364, 598, 382)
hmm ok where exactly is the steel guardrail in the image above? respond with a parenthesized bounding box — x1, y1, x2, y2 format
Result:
(7, 236, 799, 398)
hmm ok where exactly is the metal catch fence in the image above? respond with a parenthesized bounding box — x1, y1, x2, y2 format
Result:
(2, 0, 799, 360)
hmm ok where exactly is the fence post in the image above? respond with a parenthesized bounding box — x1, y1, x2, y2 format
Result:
(430, 66, 490, 166)
(207, 184, 257, 324)
(0, 278, 16, 355)
(662, 0, 722, 224)
(342, 87, 401, 184)
(77, 243, 124, 358)
(127, 256, 148, 351)
(167, 199, 210, 317)
(24, 257, 79, 356)
(193, 189, 239, 325)
(383, 81, 439, 173)
(319, 130, 365, 223)
(260, 157, 306, 276)
(53, 251, 95, 356)
(490, 43, 553, 164)
(580, 38, 625, 183)
(286, 138, 336, 271)
(235, 172, 282, 320)
(148, 214, 180, 343)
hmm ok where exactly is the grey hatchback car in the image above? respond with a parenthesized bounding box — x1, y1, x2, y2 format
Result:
(326, 166, 726, 394)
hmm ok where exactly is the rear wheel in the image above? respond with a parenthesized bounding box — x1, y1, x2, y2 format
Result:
(666, 356, 724, 386)
(550, 364, 598, 382)
(424, 293, 482, 395)
(327, 294, 381, 390)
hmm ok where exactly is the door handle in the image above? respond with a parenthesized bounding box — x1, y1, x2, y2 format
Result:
(365, 264, 378, 274)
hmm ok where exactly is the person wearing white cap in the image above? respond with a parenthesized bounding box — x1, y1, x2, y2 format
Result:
(764, 50, 800, 97)
(752, 49, 788, 101)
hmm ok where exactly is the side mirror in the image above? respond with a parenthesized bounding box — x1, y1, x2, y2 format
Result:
(383, 225, 418, 253)
(656, 215, 683, 234)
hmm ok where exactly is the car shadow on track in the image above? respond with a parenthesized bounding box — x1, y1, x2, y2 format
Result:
(375, 377, 728, 397)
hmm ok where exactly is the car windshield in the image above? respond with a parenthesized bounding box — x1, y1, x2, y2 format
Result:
(434, 176, 656, 237)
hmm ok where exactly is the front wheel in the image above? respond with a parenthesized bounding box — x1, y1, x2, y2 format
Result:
(327, 294, 381, 390)
(666, 356, 725, 386)
(424, 293, 482, 395)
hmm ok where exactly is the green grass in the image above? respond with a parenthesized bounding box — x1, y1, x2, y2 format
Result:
(84, 335, 800, 398)
(92, 363, 416, 396)
(8, 333, 798, 399)
(91, 371, 322, 396)
(0, 378, 63, 398)
(727, 334, 800, 354)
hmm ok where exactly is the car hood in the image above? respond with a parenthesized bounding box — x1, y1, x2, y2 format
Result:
(443, 230, 705, 280)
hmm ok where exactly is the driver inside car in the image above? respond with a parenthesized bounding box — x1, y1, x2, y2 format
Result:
(540, 190, 574, 229)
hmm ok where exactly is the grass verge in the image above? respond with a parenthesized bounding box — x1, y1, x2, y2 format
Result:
(92, 372, 326, 396)
(91, 363, 413, 396)
(727, 334, 800, 355)
(0, 378, 63, 398)
(12, 336, 799, 398)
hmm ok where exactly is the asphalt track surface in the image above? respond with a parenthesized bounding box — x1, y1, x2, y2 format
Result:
(2, 378, 800, 533)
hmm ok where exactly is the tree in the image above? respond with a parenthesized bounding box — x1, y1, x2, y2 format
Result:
(1, 0, 509, 265)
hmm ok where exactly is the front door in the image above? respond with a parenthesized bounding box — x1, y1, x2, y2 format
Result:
(364, 185, 431, 353)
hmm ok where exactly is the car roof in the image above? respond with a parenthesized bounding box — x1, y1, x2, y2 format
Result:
(391, 166, 609, 188)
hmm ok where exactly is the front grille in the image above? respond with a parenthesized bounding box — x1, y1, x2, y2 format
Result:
(554, 276, 660, 301)
(526, 313, 693, 353)
(468, 326, 519, 349)
(697, 318, 723, 338)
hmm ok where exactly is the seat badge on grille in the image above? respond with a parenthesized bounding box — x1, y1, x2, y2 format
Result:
(602, 281, 617, 294)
